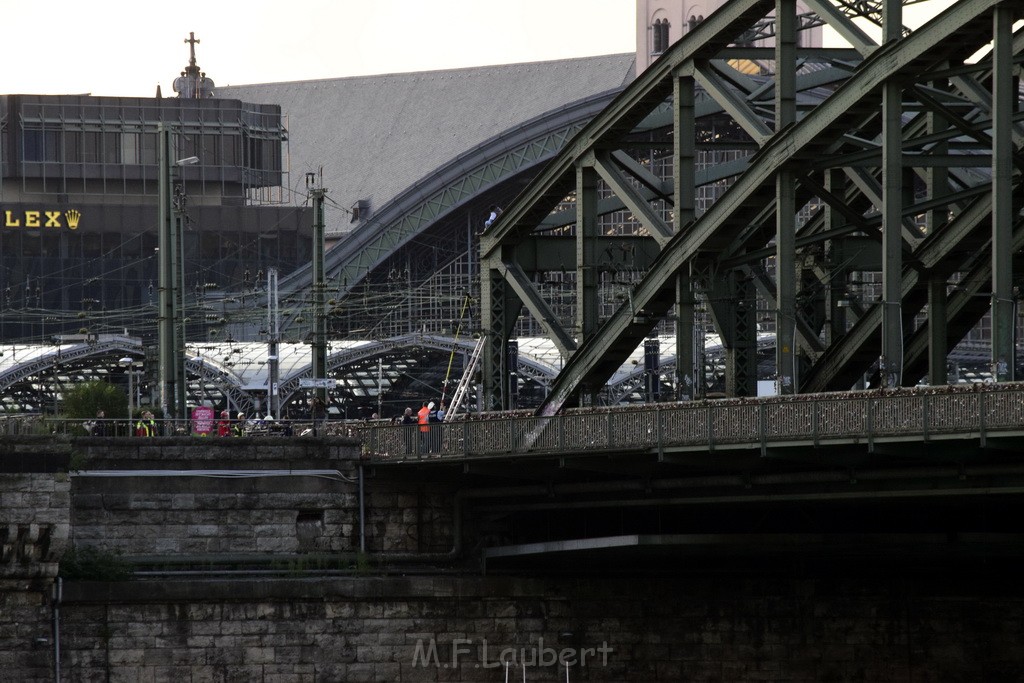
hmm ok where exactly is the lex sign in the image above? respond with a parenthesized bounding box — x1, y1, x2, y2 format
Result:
(4, 209, 81, 229)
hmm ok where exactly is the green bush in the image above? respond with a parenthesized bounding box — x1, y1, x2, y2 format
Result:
(59, 545, 133, 581)
(61, 380, 129, 420)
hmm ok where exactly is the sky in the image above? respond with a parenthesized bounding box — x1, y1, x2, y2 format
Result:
(2, 0, 637, 98)
(2, 1, 965, 98)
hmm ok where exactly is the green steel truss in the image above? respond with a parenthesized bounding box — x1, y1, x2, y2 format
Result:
(480, 0, 1024, 414)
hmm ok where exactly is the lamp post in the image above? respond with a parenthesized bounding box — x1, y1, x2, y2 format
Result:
(119, 356, 142, 432)
(120, 357, 134, 418)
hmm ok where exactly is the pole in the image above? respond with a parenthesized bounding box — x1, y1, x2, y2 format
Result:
(157, 124, 174, 419)
(158, 123, 189, 422)
(175, 188, 188, 421)
(267, 267, 280, 418)
(377, 357, 383, 417)
(307, 173, 328, 407)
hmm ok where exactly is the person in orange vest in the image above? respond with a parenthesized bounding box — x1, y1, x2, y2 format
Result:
(417, 401, 431, 454)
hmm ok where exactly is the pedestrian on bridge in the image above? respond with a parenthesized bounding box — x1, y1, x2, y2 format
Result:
(417, 401, 431, 454)
(135, 411, 157, 437)
(217, 409, 232, 437)
(402, 407, 417, 454)
(428, 401, 442, 453)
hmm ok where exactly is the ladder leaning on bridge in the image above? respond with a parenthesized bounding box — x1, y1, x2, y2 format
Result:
(447, 335, 485, 417)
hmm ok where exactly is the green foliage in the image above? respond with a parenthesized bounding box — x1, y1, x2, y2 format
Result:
(355, 551, 373, 575)
(61, 380, 129, 420)
(59, 545, 133, 581)
(67, 451, 87, 473)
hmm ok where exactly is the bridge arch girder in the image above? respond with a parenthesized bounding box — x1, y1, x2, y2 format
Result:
(275, 92, 624, 339)
(0, 337, 145, 413)
(479, 0, 1024, 415)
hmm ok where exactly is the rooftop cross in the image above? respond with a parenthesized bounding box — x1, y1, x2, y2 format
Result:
(185, 32, 200, 68)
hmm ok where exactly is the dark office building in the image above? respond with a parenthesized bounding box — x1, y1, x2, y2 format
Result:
(0, 84, 312, 343)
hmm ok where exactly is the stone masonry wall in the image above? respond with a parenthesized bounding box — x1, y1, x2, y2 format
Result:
(4, 437, 1024, 682)
(0, 461, 72, 682)
(49, 572, 1024, 682)
(69, 436, 456, 559)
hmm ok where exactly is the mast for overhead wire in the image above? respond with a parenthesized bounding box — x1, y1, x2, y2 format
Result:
(267, 267, 280, 418)
(307, 172, 328, 407)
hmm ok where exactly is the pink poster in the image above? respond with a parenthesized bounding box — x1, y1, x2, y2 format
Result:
(191, 405, 216, 436)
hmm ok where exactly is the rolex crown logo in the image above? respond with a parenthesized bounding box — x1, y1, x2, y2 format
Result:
(65, 209, 81, 229)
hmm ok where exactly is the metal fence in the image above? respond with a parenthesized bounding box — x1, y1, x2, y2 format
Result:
(0, 416, 321, 438)
(6, 383, 1021, 457)
(357, 383, 1024, 461)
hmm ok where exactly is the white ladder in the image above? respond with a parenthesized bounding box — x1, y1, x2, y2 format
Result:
(447, 335, 484, 417)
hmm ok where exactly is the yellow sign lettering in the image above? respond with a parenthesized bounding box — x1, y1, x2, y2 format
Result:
(1, 209, 82, 229)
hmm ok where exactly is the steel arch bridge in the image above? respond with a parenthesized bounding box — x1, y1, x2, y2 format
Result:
(480, 0, 1024, 415)
(273, 90, 626, 338)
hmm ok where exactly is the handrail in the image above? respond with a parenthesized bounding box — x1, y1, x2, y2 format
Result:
(358, 383, 1024, 461)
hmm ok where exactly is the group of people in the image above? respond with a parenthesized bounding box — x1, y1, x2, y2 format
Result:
(83, 409, 157, 437)
(401, 400, 446, 453)
(216, 410, 246, 437)
(214, 410, 295, 437)
(87, 404, 318, 438)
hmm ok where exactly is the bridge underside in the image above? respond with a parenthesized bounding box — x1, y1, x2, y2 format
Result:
(372, 424, 1024, 571)
(481, 0, 1024, 414)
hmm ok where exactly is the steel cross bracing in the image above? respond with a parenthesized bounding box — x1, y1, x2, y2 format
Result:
(480, 0, 1024, 415)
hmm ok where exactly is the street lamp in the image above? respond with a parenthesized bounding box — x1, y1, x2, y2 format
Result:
(191, 355, 209, 407)
(119, 356, 140, 421)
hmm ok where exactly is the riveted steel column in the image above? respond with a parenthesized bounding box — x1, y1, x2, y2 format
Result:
(480, 260, 503, 411)
(674, 74, 697, 401)
(926, 79, 950, 385)
(991, 5, 1015, 381)
(676, 272, 696, 400)
(576, 158, 600, 344)
(880, 0, 904, 388)
(824, 169, 847, 347)
(775, 0, 798, 395)
(927, 276, 948, 384)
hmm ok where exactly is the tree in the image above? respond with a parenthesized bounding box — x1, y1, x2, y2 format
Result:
(61, 380, 128, 420)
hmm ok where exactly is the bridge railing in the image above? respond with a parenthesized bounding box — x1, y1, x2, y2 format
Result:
(358, 383, 1024, 461)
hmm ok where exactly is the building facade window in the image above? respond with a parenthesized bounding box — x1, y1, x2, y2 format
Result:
(23, 129, 62, 162)
(653, 19, 671, 55)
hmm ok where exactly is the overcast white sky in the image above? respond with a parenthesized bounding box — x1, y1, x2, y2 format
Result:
(2, 1, 965, 98)
(2, 0, 637, 97)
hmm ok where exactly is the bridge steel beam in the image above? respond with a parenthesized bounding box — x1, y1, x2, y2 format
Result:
(477, 0, 1023, 415)
(992, 5, 1016, 381)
